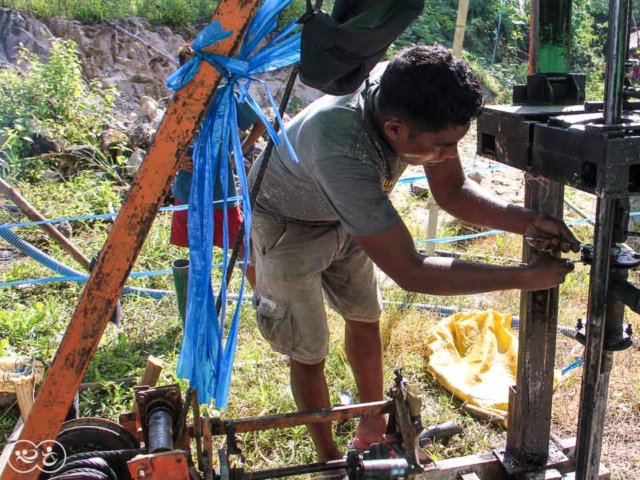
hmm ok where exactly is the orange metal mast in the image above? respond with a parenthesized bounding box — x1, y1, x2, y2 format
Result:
(0, 1, 260, 478)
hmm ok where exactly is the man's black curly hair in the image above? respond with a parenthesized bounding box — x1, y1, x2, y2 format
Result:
(378, 45, 484, 133)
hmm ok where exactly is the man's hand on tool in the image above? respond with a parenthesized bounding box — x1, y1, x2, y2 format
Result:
(522, 253, 575, 291)
(524, 214, 581, 253)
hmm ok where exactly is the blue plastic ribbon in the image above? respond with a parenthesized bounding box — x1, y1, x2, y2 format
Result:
(166, 22, 233, 91)
(561, 357, 584, 376)
(169, 0, 301, 406)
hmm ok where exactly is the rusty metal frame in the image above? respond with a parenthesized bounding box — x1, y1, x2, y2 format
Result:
(0, 1, 261, 479)
(209, 400, 392, 435)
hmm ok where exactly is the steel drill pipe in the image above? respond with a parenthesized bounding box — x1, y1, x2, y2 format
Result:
(148, 408, 174, 454)
(612, 280, 640, 313)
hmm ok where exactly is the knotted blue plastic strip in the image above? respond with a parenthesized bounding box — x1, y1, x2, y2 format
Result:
(167, 0, 300, 406)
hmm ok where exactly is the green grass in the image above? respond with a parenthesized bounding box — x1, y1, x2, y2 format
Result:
(1, 171, 638, 478)
(0, 0, 311, 29)
(0, 0, 218, 27)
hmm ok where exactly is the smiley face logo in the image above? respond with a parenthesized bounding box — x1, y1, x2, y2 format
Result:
(40, 440, 67, 473)
(8, 440, 67, 474)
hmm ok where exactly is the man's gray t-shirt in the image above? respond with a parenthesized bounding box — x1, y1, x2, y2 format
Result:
(249, 76, 407, 237)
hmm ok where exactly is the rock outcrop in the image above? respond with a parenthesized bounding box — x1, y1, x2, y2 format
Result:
(0, 8, 323, 114)
(1, 8, 185, 112)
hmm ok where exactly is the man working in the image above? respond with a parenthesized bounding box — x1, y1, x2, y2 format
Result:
(248, 45, 580, 463)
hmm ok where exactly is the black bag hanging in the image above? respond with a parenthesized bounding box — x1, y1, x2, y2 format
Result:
(298, 0, 425, 96)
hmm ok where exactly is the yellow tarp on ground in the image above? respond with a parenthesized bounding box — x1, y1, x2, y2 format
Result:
(424, 310, 560, 421)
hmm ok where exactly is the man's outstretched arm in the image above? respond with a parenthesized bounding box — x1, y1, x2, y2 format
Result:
(355, 220, 573, 296)
(425, 156, 580, 253)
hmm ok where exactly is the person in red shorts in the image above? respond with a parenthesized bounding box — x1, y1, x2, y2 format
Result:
(170, 46, 264, 288)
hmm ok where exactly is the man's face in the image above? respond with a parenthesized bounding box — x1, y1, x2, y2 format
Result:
(384, 121, 470, 166)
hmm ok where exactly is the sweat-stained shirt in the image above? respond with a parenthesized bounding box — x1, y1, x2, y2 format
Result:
(248, 68, 408, 237)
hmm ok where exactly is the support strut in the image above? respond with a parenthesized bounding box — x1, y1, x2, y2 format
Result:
(575, 0, 631, 478)
(504, 178, 565, 470)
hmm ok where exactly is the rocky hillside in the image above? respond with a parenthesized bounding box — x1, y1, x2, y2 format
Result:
(0, 7, 321, 114)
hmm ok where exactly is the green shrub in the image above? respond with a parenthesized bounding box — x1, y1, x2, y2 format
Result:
(463, 53, 522, 105)
(584, 68, 606, 101)
(277, 0, 307, 29)
(0, 39, 116, 140)
(0, 39, 117, 179)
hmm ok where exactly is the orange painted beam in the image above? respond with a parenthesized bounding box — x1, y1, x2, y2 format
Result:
(0, 1, 260, 479)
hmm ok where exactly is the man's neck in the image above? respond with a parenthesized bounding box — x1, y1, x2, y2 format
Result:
(371, 89, 390, 142)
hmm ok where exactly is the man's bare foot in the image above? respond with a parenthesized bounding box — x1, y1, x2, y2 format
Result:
(354, 415, 386, 448)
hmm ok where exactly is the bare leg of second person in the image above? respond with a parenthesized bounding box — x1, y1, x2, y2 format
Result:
(290, 359, 342, 462)
(245, 265, 256, 290)
(237, 239, 256, 290)
(345, 319, 386, 446)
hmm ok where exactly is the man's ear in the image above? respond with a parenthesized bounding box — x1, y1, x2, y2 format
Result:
(383, 119, 409, 145)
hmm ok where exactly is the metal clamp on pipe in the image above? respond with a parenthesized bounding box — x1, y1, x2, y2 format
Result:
(576, 281, 634, 351)
(147, 407, 175, 453)
(612, 280, 640, 315)
(609, 281, 638, 353)
(134, 384, 184, 454)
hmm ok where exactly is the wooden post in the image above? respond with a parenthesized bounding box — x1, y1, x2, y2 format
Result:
(424, 196, 439, 256)
(505, 177, 564, 468)
(138, 355, 163, 387)
(131, 356, 163, 415)
(452, 0, 470, 57)
(0, 2, 261, 479)
(0, 177, 91, 270)
(529, 0, 540, 75)
(422, 0, 470, 252)
(422, 0, 471, 252)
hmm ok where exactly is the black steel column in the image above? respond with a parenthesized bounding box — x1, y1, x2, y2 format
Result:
(505, 178, 564, 468)
(575, 199, 615, 479)
(576, 197, 629, 479)
(504, 0, 570, 469)
(575, 0, 630, 478)
(603, 0, 631, 126)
